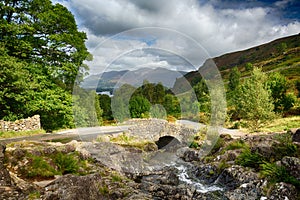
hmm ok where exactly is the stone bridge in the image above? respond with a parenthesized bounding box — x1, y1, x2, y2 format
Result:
(124, 118, 199, 149)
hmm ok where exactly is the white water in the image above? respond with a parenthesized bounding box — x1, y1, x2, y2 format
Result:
(174, 164, 223, 193)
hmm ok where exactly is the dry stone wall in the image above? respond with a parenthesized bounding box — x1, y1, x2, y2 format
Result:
(0, 115, 41, 132)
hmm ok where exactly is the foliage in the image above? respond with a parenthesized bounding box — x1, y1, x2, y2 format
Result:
(235, 148, 264, 169)
(272, 133, 298, 159)
(0, 0, 90, 131)
(234, 68, 275, 130)
(225, 140, 247, 151)
(267, 72, 295, 113)
(228, 67, 241, 91)
(73, 88, 102, 128)
(260, 162, 300, 188)
(53, 152, 79, 174)
(129, 95, 151, 118)
(245, 62, 253, 71)
(98, 94, 113, 120)
(26, 155, 56, 178)
(0, 0, 89, 89)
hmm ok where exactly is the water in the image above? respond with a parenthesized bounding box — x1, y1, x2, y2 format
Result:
(174, 164, 223, 193)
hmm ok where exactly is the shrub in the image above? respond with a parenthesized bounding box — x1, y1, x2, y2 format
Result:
(53, 152, 79, 174)
(272, 133, 298, 159)
(260, 162, 300, 189)
(225, 140, 247, 151)
(235, 148, 264, 169)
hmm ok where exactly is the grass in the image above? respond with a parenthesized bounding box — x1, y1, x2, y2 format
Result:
(97, 132, 157, 151)
(0, 129, 45, 139)
(260, 116, 300, 132)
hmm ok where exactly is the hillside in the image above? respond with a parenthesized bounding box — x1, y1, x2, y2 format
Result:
(175, 33, 300, 88)
(82, 68, 187, 92)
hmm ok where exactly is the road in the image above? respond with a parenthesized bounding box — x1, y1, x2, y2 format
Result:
(0, 120, 244, 144)
(0, 125, 131, 144)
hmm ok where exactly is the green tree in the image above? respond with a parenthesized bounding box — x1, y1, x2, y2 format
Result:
(98, 94, 113, 120)
(163, 94, 181, 118)
(228, 67, 241, 91)
(267, 72, 295, 112)
(0, 1, 90, 131)
(0, 0, 89, 89)
(235, 68, 275, 130)
(129, 95, 151, 118)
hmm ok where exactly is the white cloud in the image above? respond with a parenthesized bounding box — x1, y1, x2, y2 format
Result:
(54, 0, 300, 75)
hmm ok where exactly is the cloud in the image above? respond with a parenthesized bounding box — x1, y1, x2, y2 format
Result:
(53, 0, 300, 75)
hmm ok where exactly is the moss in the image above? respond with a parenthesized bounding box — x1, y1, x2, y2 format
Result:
(26, 155, 57, 178)
(98, 184, 109, 196)
(27, 191, 41, 200)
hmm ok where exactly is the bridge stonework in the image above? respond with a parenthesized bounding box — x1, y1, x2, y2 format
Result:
(125, 118, 198, 144)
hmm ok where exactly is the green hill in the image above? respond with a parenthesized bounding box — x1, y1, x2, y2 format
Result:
(175, 33, 300, 88)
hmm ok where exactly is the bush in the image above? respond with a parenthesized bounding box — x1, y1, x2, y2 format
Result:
(235, 148, 264, 169)
(225, 140, 247, 151)
(260, 162, 300, 189)
(53, 152, 79, 174)
(272, 133, 298, 159)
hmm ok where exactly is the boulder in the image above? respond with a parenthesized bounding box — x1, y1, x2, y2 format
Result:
(292, 128, 300, 143)
(215, 165, 258, 190)
(225, 181, 262, 200)
(269, 182, 298, 200)
(281, 156, 300, 181)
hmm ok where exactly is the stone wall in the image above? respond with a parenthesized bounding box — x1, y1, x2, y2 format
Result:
(0, 115, 41, 132)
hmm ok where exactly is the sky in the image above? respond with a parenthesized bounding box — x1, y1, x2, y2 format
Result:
(52, 0, 300, 74)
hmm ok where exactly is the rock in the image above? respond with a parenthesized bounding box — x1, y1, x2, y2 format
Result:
(0, 143, 5, 159)
(269, 182, 298, 200)
(42, 173, 142, 200)
(142, 142, 158, 152)
(0, 144, 12, 186)
(251, 144, 275, 160)
(177, 147, 200, 162)
(281, 156, 300, 181)
(225, 181, 262, 200)
(194, 163, 219, 184)
(292, 128, 300, 143)
(215, 165, 258, 190)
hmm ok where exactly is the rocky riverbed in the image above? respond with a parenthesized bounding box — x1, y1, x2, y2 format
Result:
(0, 128, 300, 200)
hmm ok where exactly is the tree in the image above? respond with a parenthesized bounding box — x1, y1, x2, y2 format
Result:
(98, 94, 113, 120)
(228, 67, 241, 91)
(0, 0, 90, 131)
(267, 72, 295, 112)
(235, 68, 275, 130)
(129, 95, 151, 118)
(0, 0, 89, 89)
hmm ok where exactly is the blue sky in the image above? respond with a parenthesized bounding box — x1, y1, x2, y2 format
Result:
(52, 0, 300, 74)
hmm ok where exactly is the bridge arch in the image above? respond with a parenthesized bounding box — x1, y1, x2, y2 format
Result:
(155, 136, 181, 150)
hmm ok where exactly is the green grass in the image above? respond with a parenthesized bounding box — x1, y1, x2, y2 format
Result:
(0, 129, 45, 139)
(26, 155, 57, 178)
(260, 116, 300, 132)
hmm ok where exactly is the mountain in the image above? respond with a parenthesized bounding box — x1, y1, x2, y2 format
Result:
(174, 33, 300, 90)
(81, 68, 187, 92)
